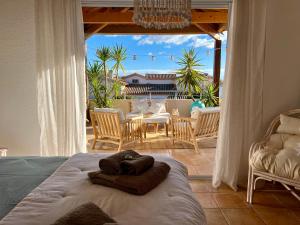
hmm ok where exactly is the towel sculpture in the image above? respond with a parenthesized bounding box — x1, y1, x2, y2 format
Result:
(51, 202, 117, 225)
(88, 150, 170, 195)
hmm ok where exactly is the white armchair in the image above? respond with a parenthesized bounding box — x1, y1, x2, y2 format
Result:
(247, 109, 300, 203)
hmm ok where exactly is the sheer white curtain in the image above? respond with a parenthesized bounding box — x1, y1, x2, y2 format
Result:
(213, 0, 268, 190)
(36, 0, 86, 156)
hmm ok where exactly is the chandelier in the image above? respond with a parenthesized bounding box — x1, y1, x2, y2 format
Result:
(133, 0, 192, 30)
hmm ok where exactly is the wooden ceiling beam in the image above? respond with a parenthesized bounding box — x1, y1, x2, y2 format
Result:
(218, 24, 227, 33)
(194, 23, 220, 40)
(85, 23, 108, 39)
(120, 7, 130, 13)
(83, 11, 227, 24)
(96, 24, 207, 34)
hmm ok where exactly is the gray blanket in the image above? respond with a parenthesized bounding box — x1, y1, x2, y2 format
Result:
(0, 157, 67, 219)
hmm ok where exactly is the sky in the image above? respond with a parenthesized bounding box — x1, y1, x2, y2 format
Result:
(86, 32, 227, 80)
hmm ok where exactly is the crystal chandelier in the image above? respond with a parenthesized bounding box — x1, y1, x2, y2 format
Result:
(133, 0, 192, 30)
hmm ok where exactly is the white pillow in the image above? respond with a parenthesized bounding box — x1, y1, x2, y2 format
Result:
(150, 100, 166, 113)
(94, 107, 125, 121)
(266, 133, 291, 150)
(148, 102, 166, 114)
(277, 114, 300, 135)
(131, 100, 149, 113)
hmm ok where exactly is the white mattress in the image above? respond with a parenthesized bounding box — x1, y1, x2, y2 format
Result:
(0, 153, 206, 225)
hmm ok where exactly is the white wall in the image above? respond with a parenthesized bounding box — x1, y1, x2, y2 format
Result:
(263, 0, 300, 129)
(0, 0, 40, 156)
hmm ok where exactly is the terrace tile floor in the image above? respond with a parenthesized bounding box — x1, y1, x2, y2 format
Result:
(191, 180, 300, 225)
(86, 124, 216, 176)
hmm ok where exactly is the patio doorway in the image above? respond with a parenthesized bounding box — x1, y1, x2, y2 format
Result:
(83, 6, 228, 178)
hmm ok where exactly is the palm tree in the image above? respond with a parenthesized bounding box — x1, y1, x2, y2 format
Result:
(86, 62, 106, 107)
(201, 83, 219, 107)
(176, 48, 206, 100)
(111, 44, 127, 79)
(96, 46, 111, 101)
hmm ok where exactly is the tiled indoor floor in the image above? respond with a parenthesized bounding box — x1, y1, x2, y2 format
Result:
(190, 180, 300, 225)
(86, 125, 216, 176)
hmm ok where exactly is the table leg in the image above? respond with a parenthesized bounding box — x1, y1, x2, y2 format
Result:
(144, 124, 147, 139)
(155, 123, 159, 133)
(166, 123, 168, 137)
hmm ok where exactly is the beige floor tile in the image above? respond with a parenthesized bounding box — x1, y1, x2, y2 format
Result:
(195, 193, 218, 208)
(189, 180, 215, 193)
(204, 209, 228, 225)
(250, 191, 284, 208)
(213, 193, 248, 209)
(253, 206, 300, 225)
(272, 192, 300, 208)
(222, 208, 265, 225)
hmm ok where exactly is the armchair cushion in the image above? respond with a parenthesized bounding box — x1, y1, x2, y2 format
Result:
(250, 147, 300, 180)
(190, 107, 220, 130)
(94, 107, 125, 122)
(250, 133, 300, 181)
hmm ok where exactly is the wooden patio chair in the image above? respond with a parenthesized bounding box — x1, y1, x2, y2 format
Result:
(90, 110, 143, 151)
(171, 108, 220, 152)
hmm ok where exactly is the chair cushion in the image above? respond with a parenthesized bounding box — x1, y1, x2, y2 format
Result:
(250, 134, 300, 180)
(148, 100, 167, 113)
(277, 114, 300, 135)
(190, 107, 220, 130)
(143, 113, 170, 124)
(94, 107, 125, 122)
(126, 112, 143, 119)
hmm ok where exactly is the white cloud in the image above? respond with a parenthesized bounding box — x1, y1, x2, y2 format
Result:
(137, 35, 196, 46)
(148, 52, 153, 56)
(189, 37, 215, 49)
(136, 34, 220, 49)
(158, 51, 165, 55)
(105, 35, 119, 37)
(132, 35, 143, 40)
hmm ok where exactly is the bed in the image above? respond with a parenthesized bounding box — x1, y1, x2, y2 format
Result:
(0, 153, 206, 225)
(0, 156, 68, 220)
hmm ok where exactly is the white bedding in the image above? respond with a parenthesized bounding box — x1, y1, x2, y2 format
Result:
(0, 153, 206, 225)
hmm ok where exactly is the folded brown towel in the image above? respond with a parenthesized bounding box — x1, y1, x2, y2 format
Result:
(51, 202, 116, 225)
(99, 150, 154, 175)
(89, 161, 170, 195)
(120, 155, 154, 175)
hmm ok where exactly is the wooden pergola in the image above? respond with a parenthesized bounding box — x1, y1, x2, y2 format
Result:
(82, 7, 228, 98)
